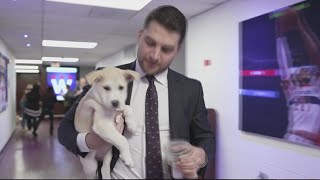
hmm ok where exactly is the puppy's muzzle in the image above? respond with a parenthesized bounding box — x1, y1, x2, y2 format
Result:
(111, 100, 119, 108)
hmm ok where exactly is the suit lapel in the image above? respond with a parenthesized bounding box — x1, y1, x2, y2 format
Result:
(125, 61, 136, 105)
(168, 69, 181, 139)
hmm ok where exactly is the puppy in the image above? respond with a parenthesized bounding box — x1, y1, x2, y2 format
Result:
(74, 67, 140, 179)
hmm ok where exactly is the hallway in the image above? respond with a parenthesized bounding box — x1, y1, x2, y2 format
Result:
(0, 118, 86, 179)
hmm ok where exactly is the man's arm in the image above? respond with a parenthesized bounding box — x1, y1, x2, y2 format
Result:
(277, 8, 320, 68)
(295, 10, 320, 68)
(190, 81, 215, 160)
(191, 81, 215, 177)
(58, 85, 91, 157)
(177, 80, 215, 179)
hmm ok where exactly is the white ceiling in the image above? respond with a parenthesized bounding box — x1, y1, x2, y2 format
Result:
(0, 0, 228, 67)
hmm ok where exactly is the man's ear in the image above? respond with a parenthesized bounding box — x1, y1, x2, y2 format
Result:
(123, 70, 140, 82)
(177, 41, 184, 53)
(138, 29, 143, 39)
(85, 70, 103, 85)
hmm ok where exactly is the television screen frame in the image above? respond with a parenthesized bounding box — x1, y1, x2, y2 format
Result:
(239, 0, 320, 149)
(46, 66, 78, 101)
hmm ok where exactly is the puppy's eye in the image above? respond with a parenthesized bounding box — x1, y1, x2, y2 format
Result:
(104, 86, 110, 91)
(119, 86, 124, 90)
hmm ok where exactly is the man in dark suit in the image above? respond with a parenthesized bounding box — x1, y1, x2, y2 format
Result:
(58, 5, 214, 179)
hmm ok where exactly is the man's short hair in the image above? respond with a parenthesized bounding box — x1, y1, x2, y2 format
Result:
(144, 5, 187, 46)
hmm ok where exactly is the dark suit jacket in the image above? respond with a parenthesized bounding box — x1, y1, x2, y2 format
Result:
(58, 61, 215, 177)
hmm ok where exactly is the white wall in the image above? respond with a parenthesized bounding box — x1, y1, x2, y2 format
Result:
(96, 44, 137, 68)
(186, 0, 320, 179)
(170, 42, 185, 75)
(79, 66, 95, 79)
(0, 38, 16, 153)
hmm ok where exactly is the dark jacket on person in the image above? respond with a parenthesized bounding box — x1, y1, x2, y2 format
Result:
(63, 89, 78, 110)
(25, 84, 40, 111)
(42, 92, 56, 110)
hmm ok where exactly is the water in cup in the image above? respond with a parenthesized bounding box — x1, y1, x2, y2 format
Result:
(165, 140, 191, 179)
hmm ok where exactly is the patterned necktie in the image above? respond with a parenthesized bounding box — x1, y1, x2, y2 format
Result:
(145, 75, 164, 179)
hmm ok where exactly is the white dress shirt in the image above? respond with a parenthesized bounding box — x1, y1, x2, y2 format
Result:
(77, 61, 171, 179)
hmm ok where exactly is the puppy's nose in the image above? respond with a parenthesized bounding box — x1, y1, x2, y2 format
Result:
(111, 100, 119, 108)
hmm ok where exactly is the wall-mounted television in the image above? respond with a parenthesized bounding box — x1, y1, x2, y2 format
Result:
(46, 67, 78, 101)
(240, 0, 320, 148)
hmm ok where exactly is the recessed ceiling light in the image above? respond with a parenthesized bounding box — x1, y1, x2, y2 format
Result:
(27, 43, 31, 47)
(15, 65, 39, 70)
(45, 0, 152, 11)
(15, 59, 43, 64)
(16, 69, 40, 74)
(24, 34, 28, 38)
(46, 67, 78, 73)
(42, 40, 97, 49)
(42, 57, 79, 62)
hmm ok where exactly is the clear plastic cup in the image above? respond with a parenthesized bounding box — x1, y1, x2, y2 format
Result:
(165, 140, 191, 179)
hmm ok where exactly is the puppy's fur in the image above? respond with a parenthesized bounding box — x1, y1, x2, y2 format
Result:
(74, 67, 139, 179)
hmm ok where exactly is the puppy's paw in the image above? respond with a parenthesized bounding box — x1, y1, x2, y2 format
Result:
(119, 154, 134, 168)
(126, 121, 137, 134)
(122, 105, 137, 133)
(125, 159, 134, 168)
(122, 105, 133, 117)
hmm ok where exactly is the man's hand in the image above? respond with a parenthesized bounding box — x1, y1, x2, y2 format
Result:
(74, 90, 82, 97)
(85, 113, 125, 150)
(176, 145, 206, 179)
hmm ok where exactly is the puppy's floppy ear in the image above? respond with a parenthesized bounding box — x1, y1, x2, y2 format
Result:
(85, 70, 104, 85)
(123, 70, 140, 82)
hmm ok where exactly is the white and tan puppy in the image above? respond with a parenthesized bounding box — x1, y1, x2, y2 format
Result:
(74, 67, 139, 179)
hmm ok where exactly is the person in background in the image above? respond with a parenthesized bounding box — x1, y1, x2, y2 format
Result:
(24, 82, 41, 137)
(58, 5, 214, 179)
(63, 85, 77, 113)
(34, 86, 57, 136)
(276, 7, 320, 146)
(74, 77, 88, 98)
(63, 78, 88, 113)
(20, 84, 33, 129)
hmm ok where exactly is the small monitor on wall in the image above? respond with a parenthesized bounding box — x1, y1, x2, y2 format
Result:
(46, 67, 78, 101)
(240, 0, 320, 148)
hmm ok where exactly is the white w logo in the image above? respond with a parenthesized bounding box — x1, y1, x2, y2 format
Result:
(51, 79, 73, 95)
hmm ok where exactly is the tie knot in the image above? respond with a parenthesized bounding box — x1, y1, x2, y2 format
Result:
(146, 75, 155, 84)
